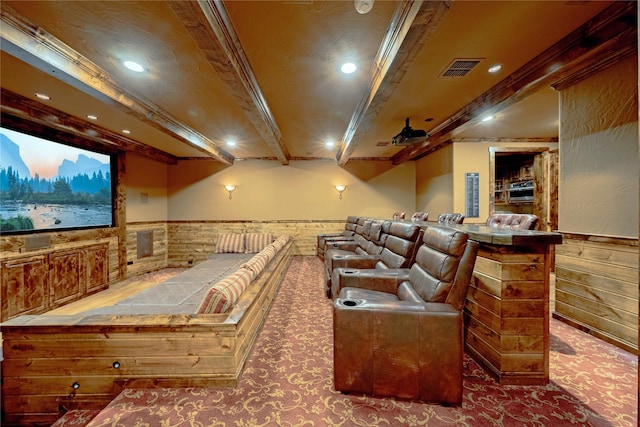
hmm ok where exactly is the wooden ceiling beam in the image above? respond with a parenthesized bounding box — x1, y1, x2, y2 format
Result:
(169, 0, 291, 165)
(336, 0, 450, 166)
(1, 89, 178, 165)
(0, 2, 233, 165)
(392, 1, 637, 165)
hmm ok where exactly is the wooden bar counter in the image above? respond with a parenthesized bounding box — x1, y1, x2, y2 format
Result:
(450, 224, 562, 385)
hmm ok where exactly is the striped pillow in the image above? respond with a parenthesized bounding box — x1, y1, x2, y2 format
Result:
(196, 268, 254, 313)
(242, 253, 269, 276)
(260, 245, 277, 261)
(245, 233, 273, 253)
(272, 235, 291, 250)
(215, 234, 245, 253)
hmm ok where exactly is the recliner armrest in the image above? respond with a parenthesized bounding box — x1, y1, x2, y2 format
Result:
(331, 255, 381, 270)
(327, 241, 358, 252)
(317, 232, 343, 244)
(331, 268, 410, 298)
(325, 252, 375, 276)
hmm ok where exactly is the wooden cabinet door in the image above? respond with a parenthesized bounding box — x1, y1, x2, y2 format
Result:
(1, 255, 48, 321)
(86, 244, 109, 294)
(49, 250, 84, 308)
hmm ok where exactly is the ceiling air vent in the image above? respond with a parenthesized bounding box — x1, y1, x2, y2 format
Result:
(441, 58, 483, 78)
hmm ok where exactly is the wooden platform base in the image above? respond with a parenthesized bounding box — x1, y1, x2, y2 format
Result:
(1, 241, 294, 427)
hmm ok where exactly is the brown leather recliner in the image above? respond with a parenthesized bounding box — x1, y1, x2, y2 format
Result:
(316, 215, 359, 260)
(327, 221, 422, 299)
(323, 217, 371, 257)
(332, 224, 479, 405)
(486, 213, 538, 230)
(410, 211, 429, 222)
(323, 220, 390, 296)
(437, 212, 465, 224)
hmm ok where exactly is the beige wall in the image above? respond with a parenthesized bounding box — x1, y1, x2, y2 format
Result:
(558, 55, 638, 238)
(416, 141, 558, 224)
(125, 153, 169, 222)
(453, 141, 557, 223)
(166, 159, 415, 220)
(415, 144, 454, 219)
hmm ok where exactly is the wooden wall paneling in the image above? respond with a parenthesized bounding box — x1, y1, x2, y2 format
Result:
(1, 255, 48, 320)
(86, 244, 109, 294)
(49, 248, 84, 308)
(125, 222, 169, 278)
(1, 228, 120, 285)
(166, 220, 346, 266)
(554, 234, 638, 353)
(115, 149, 128, 281)
(1, 242, 109, 322)
(464, 245, 550, 385)
(533, 150, 559, 232)
(106, 236, 120, 284)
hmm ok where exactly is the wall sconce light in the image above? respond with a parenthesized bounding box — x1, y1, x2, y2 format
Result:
(224, 184, 236, 199)
(335, 185, 346, 199)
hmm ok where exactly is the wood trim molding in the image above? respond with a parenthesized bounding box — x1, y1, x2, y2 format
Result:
(0, 89, 178, 165)
(169, 1, 291, 165)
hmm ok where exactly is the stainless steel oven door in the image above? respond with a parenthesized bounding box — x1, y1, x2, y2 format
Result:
(508, 187, 533, 202)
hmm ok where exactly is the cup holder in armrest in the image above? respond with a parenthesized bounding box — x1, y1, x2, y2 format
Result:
(343, 270, 358, 274)
(339, 299, 361, 307)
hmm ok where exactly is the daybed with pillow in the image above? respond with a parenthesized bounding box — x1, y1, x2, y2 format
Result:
(1, 233, 294, 426)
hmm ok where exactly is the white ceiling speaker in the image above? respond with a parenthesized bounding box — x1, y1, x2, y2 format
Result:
(354, 0, 374, 14)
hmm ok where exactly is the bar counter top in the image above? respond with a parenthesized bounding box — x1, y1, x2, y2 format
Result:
(447, 224, 563, 246)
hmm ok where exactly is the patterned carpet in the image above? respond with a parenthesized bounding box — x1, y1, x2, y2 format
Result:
(54, 256, 637, 427)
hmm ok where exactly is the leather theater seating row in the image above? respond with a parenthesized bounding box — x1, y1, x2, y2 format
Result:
(318, 212, 537, 405)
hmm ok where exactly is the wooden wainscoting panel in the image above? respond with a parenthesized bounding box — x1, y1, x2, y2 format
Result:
(86, 244, 109, 294)
(1, 254, 48, 320)
(166, 220, 348, 266)
(49, 248, 84, 308)
(1, 242, 109, 322)
(126, 222, 169, 278)
(554, 233, 638, 352)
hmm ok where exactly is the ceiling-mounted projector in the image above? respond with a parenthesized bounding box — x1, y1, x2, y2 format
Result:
(392, 117, 429, 146)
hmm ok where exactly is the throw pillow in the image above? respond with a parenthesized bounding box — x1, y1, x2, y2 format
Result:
(215, 233, 245, 253)
(196, 268, 254, 313)
(245, 233, 273, 253)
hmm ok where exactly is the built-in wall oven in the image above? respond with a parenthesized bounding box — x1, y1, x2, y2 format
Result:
(508, 180, 534, 203)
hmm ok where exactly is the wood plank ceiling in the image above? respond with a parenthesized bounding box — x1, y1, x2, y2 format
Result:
(0, 1, 636, 166)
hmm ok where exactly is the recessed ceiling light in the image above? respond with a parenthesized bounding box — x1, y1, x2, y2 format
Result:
(35, 92, 51, 100)
(122, 129, 131, 134)
(123, 60, 145, 72)
(226, 140, 237, 147)
(354, 0, 374, 14)
(87, 114, 98, 120)
(341, 63, 357, 74)
(488, 64, 502, 73)
(481, 115, 494, 122)
(325, 141, 335, 149)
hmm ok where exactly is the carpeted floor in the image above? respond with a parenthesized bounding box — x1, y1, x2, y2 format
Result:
(54, 256, 637, 427)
